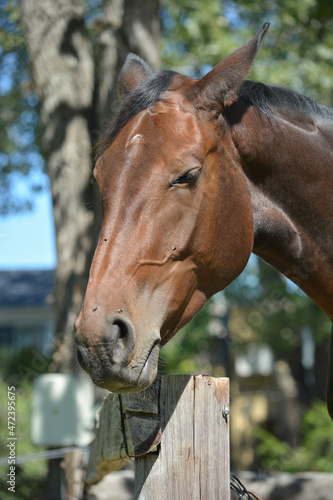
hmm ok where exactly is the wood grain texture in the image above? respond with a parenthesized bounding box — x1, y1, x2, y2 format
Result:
(87, 376, 230, 497)
(86, 393, 130, 485)
(64, 449, 86, 499)
(122, 384, 161, 457)
(86, 383, 161, 485)
(135, 375, 230, 500)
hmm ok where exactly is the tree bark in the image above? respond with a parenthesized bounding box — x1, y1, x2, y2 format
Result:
(95, 0, 160, 135)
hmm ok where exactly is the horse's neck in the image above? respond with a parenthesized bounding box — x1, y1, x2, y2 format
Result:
(230, 104, 333, 320)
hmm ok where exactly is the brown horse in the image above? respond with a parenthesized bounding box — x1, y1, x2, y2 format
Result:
(74, 24, 333, 417)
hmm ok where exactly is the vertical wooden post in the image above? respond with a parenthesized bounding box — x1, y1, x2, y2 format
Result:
(64, 449, 86, 500)
(86, 375, 230, 499)
(135, 375, 230, 500)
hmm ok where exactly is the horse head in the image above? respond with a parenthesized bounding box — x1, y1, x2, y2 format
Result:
(74, 24, 269, 393)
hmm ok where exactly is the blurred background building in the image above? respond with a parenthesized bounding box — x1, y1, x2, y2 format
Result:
(0, 270, 54, 353)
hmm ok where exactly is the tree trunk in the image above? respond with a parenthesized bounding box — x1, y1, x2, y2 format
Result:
(95, 0, 160, 135)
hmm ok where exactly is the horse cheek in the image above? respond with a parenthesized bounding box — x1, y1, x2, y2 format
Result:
(209, 175, 254, 292)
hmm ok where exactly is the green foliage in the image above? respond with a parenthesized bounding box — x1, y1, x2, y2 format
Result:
(160, 0, 236, 76)
(226, 259, 331, 356)
(0, 470, 45, 500)
(236, 0, 333, 105)
(161, 302, 214, 374)
(0, 379, 47, 499)
(161, 0, 333, 106)
(0, 0, 44, 214)
(0, 346, 52, 387)
(255, 400, 333, 472)
(0, 347, 51, 497)
(161, 294, 230, 377)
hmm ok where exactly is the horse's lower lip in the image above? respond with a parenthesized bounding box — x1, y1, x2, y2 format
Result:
(85, 333, 161, 394)
(140, 340, 160, 377)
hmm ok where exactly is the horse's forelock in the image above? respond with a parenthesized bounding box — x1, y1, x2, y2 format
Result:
(95, 70, 179, 161)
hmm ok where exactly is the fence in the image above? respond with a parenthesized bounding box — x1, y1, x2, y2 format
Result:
(86, 375, 230, 499)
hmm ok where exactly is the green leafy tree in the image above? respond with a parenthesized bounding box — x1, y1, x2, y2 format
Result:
(161, 0, 333, 105)
(0, 380, 47, 500)
(0, 0, 44, 214)
(255, 400, 333, 472)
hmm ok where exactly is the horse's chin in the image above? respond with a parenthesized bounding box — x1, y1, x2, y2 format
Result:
(91, 340, 160, 394)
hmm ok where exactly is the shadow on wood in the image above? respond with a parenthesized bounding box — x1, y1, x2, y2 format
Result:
(86, 375, 230, 500)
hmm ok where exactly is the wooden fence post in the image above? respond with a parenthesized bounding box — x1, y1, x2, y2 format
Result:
(86, 375, 230, 500)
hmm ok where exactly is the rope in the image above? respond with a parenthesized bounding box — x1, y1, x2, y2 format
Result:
(230, 474, 263, 500)
(118, 394, 134, 465)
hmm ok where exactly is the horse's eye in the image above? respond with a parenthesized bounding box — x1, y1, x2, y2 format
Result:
(171, 168, 202, 187)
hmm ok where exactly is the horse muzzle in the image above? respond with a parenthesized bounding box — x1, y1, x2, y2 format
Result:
(74, 313, 160, 393)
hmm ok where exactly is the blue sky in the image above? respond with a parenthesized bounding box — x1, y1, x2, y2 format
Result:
(0, 188, 56, 270)
(0, 31, 57, 270)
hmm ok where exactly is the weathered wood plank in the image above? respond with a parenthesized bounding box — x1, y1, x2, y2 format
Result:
(122, 384, 161, 457)
(135, 375, 195, 499)
(87, 375, 230, 498)
(193, 375, 230, 499)
(86, 393, 130, 485)
(135, 375, 230, 500)
(64, 449, 86, 499)
(86, 383, 161, 485)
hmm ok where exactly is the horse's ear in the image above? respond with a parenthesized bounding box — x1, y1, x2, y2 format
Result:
(194, 23, 269, 109)
(118, 53, 153, 100)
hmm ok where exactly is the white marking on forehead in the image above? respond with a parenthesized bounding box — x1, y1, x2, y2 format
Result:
(125, 133, 144, 151)
(124, 133, 145, 161)
(125, 134, 143, 152)
(129, 133, 143, 144)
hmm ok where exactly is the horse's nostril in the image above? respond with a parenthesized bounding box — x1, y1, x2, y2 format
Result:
(109, 322, 126, 343)
(108, 316, 135, 365)
(115, 320, 127, 340)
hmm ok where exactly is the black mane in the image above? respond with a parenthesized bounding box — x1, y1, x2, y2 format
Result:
(240, 80, 333, 121)
(96, 70, 178, 159)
